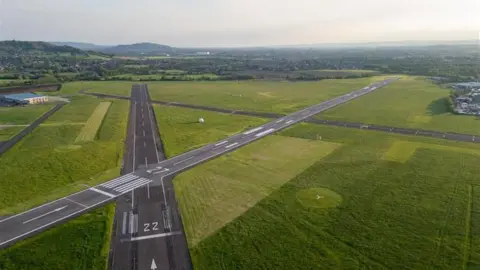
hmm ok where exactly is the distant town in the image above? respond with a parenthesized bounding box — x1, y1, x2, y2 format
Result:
(452, 82, 480, 115)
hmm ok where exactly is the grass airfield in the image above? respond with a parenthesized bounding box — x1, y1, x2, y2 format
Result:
(2, 76, 480, 269)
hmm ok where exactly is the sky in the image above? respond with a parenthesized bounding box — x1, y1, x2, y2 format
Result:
(0, 0, 478, 47)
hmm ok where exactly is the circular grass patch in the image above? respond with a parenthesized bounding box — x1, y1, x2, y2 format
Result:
(296, 187, 342, 209)
(55, 145, 82, 153)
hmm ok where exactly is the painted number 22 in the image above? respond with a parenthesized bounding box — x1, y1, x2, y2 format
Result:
(143, 222, 159, 232)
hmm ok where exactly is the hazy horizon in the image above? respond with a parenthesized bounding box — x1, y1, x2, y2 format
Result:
(0, 0, 478, 47)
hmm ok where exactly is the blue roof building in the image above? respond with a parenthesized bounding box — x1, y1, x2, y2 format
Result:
(1, 93, 48, 105)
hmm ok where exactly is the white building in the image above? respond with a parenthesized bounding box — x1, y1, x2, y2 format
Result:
(1, 93, 48, 105)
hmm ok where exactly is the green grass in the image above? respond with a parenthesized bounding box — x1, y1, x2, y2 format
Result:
(172, 122, 480, 269)
(296, 187, 343, 209)
(0, 99, 129, 213)
(42, 81, 133, 97)
(0, 104, 54, 125)
(175, 135, 340, 246)
(75, 102, 111, 142)
(111, 73, 220, 80)
(0, 126, 25, 141)
(321, 76, 480, 135)
(147, 77, 385, 114)
(153, 105, 269, 157)
(0, 204, 115, 270)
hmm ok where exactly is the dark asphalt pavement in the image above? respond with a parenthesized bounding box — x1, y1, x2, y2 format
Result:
(109, 84, 191, 270)
(0, 78, 397, 250)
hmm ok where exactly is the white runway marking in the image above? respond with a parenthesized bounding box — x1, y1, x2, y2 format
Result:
(276, 119, 284, 123)
(286, 120, 294, 124)
(130, 231, 182, 242)
(22, 206, 68, 224)
(243, 127, 263, 135)
(122, 212, 127, 235)
(225, 142, 239, 149)
(116, 178, 152, 193)
(255, 128, 276, 137)
(143, 130, 145, 136)
(65, 198, 87, 208)
(102, 174, 138, 189)
(173, 156, 195, 166)
(89, 187, 116, 198)
(215, 141, 228, 146)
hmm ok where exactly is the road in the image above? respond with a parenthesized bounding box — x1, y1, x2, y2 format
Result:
(0, 77, 397, 249)
(83, 88, 480, 145)
(109, 84, 191, 270)
(0, 103, 65, 156)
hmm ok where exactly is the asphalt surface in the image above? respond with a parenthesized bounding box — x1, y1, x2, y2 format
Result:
(83, 88, 480, 145)
(0, 103, 65, 156)
(109, 84, 191, 270)
(0, 78, 397, 250)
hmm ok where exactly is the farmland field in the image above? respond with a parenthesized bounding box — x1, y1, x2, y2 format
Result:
(320, 76, 480, 135)
(75, 102, 111, 142)
(172, 122, 480, 269)
(147, 77, 385, 114)
(153, 105, 268, 157)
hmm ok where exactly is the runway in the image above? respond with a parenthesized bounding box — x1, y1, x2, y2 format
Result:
(0, 77, 397, 250)
(83, 86, 480, 145)
(108, 85, 191, 270)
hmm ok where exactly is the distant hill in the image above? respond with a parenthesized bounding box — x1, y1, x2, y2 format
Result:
(51, 42, 111, 51)
(0, 40, 112, 58)
(99, 42, 173, 55)
(0, 40, 83, 55)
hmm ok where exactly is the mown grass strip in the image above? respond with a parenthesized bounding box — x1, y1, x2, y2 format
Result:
(464, 184, 473, 270)
(75, 102, 111, 142)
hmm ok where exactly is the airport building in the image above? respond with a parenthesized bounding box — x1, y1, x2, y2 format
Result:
(0, 93, 48, 105)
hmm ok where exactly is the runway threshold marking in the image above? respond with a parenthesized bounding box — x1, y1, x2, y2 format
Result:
(89, 187, 116, 198)
(22, 206, 68, 224)
(115, 178, 152, 193)
(129, 231, 182, 242)
(122, 212, 127, 235)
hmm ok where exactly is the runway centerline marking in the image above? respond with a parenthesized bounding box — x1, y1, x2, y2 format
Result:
(64, 198, 87, 208)
(225, 142, 239, 149)
(215, 141, 228, 146)
(129, 231, 182, 242)
(89, 187, 116, 198)
(255, 128, 276, 137)
(22, 206, 68, 224)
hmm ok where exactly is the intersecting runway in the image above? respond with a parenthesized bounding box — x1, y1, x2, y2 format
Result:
(0, 77, 398, 250)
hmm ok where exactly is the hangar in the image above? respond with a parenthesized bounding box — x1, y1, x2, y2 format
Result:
(0, 93, 48, 105)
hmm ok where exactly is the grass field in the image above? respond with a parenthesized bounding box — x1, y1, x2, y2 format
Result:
(0, 204, 115, 270)
(153, 105, 268, 157)
(41, 81, 133, 97)
(0, 99, 129, 213)
(110, 73, 220, 81)
(171, 122, 480, 269)
(0, 104, 54, 125)
(321, 76, 480, 135)
(75, 102, 111, 142)
(147, 77, 385, 114)
(0, 126, 25, 141)
(175, 135, 341, 246)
